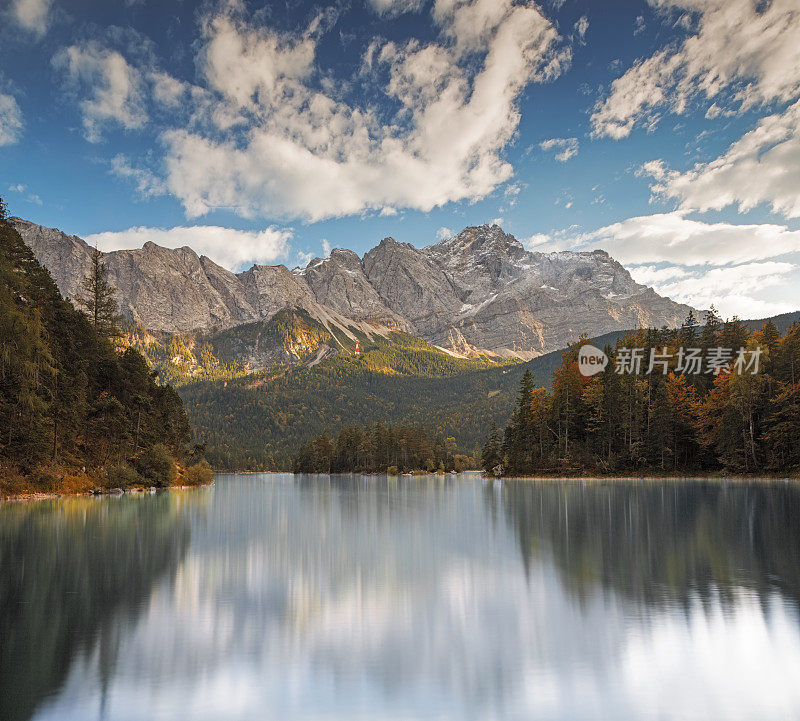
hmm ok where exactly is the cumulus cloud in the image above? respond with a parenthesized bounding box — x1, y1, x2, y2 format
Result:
(84, 225, 292, 270)
(0, 93, 24, 146)
(524, 211, 800, 318)
(7, 0, 53, 37)
(645, 99, 800, 219)
(104, 0, 571, 221)
(436, 226, 455, 240)
(53, 42, 147, 142)
(591, 0, 800, 139)
(540, 136, 578, 162)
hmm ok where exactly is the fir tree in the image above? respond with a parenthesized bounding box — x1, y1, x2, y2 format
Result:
(481, 422, 502, 473)
(78, 247, 122, 340)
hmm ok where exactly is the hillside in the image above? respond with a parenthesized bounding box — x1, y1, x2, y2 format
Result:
(0, 200, 206, 496)
(178, 310, 800, 470)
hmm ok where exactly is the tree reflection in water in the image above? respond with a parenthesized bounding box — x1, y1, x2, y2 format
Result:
(0, 492, 196, 721)
(495, 480, 800, 609)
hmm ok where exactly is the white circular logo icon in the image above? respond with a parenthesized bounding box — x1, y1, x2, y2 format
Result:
(578, 344, 609, 377)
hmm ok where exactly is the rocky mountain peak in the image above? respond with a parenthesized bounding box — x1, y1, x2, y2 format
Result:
(11, 216, 695, 358)
(298, 243, 409, 327)
(429, 224, 525, 259)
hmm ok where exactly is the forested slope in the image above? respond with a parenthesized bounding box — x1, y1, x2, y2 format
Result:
(0, 199, 206, 495)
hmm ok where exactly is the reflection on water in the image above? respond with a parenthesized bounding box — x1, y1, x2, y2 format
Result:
(1, 475, 799, 721)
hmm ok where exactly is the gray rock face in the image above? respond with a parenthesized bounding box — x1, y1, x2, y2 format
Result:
(432, 227, 691, 356)
(363, 237, 463, 336)
(11, 218, 695, 357)
(11, 218, 94, 299)
(297, 248, 410, 329)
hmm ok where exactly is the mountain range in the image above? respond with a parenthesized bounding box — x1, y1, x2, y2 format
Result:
(11, 218, 693, 360)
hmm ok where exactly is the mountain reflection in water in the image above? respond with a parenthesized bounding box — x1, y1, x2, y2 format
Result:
(1, 475, 798, 721)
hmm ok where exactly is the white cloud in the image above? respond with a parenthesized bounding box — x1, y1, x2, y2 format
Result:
(436, 226, 454, 240)
(321, 238, 331, 257)
(626, 264, 690, 286)
(295, 249, 315, 267)
(149, 71, 189, 109)
(8, 0, 53, 37)
(574, 15, 588, 41)
(6, 182, 42, 205)
(109, 154, 167, 198)
(540, 136, 578, 162)
(144, 0, 570, 221)
(633, 15, 645, 36)
(591, 0, 800, 138)
(0, 93, 24, 146)
(490, 216, 504, 226)
(569, 211, 800, 267)
(84, 225, 291, 271)
(367, 0, 425, 17)
(631, 262, 798, 319)
(53, 42, 147, 143)
(646, 99, 800, 219)
(524, 211, 800, 318)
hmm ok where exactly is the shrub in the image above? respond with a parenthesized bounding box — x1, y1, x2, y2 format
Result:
(386, 465, 399, 476)
(184, 460, 213, 486)
(132, 444, 176, 487)
(104, 462, 143, 489)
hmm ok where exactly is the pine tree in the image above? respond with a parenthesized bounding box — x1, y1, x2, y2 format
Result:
(481, 422, 502, 473)
(77, 247, 122, 340)
(680, 309, 699, 346)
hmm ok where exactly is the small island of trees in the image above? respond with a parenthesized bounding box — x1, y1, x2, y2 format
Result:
(294, 422, 477, 474)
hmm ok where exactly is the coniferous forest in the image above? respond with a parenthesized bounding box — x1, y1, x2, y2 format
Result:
(0, 198, 210, 496)
(294, 423, 477, 474)
(484, 313, 800, 477)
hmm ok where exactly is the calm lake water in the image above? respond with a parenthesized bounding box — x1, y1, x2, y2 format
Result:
(2, 473, 800, 721)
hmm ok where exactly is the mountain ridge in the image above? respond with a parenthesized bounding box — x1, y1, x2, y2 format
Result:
(11, 217, 695, 358)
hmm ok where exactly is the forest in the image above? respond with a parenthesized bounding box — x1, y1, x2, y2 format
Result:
(0, 198, 209, 496)
(181, 331, 515, 470)
(484, 312, 800, 476)
(293, 422, 478, 474)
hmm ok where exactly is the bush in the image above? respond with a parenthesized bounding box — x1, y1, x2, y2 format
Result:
(386, 465, 399, 476)
(184, 460, 213, 486)
(132, 444, 176, 487)
(104, 462, 143, 489)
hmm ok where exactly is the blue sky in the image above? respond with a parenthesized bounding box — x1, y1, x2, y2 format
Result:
(1, 0, 799, 318)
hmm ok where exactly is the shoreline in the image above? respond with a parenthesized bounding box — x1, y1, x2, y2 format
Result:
(4, 471, 797, 503)
(0, 482, 215, 504)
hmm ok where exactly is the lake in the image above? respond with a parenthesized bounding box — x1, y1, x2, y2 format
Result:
(2, 473, 800, 720)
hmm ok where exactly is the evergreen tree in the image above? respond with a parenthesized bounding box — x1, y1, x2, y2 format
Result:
(680, 309, 699, 346)
(0, 199, 196, 493)
(77, 247, 122, 340)
(481, 422, 502, 473)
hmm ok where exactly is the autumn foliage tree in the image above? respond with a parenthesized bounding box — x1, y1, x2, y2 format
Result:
(490, 311, 800, 476)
